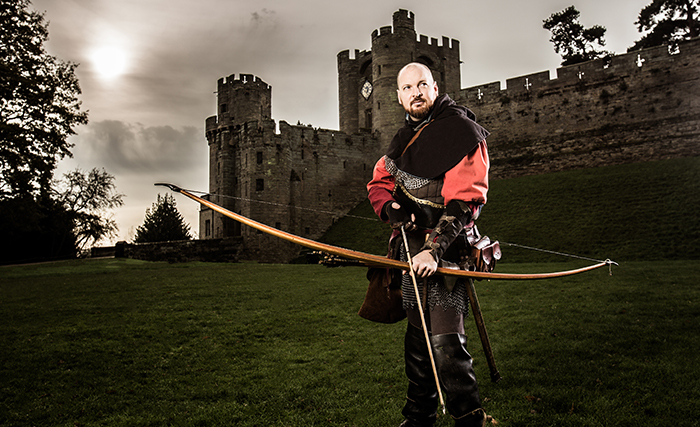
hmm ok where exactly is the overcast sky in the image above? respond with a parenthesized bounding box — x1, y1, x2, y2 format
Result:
(32, 0, 651, 244)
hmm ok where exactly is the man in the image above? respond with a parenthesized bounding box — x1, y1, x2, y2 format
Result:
(367, 63, 491, 427)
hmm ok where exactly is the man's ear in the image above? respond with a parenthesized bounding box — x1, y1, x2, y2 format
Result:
(396, 89, 402, 105)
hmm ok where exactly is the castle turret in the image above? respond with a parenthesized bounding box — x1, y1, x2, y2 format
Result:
(201, 74, 272, 240)
(337, 9, 462, 148)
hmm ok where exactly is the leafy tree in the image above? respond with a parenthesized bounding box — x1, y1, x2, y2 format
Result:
(134, 194, 192, 243)
(629, 0, 700, 52)
(543, 6, 611, 66)
(53, 167, 124, 254)
(1, 0, 88, 199)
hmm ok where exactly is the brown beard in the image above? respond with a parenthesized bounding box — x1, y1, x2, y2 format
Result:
(407, 101, 431, 120)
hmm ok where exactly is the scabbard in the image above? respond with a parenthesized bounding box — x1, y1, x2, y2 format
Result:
(466, 278, 502, 383)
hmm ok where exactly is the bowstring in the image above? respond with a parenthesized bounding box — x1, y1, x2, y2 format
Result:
(498, 242, 611, 264)
(179, 188, 616, 267)
(181, 189, 384, 223)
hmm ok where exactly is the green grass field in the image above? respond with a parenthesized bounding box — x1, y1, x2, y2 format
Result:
(1, 259, 698, 426)
(2, 156, 699, 426)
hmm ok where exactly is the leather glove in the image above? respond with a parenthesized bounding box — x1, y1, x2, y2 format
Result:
(384, 201, 416, 231)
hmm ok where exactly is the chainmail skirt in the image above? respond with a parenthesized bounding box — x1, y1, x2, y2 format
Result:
(399, 240, 470, 316)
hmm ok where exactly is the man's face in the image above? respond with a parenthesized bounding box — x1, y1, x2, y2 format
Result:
(396, 65, 439, 121)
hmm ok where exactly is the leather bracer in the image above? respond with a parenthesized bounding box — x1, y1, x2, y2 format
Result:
(420, 200, 473, 262)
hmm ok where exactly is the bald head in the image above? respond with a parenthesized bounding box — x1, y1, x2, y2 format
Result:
(396, 62, 439, 121)
(396, 63, 434, 89)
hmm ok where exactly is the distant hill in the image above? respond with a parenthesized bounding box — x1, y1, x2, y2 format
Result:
(319, 156, 700, 263)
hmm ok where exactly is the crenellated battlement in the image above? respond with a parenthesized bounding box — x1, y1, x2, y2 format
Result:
(336, 49, 372, 64)
(370, 27, 458, 52)
(217, 73, 270, 90)
(462, 37, 700, 101)
(368, 8, 457, 52)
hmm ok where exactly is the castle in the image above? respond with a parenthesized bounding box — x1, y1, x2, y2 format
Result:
(200, 9, 700, 263)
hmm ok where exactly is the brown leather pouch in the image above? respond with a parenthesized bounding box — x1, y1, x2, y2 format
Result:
(358, 267, 406, 324)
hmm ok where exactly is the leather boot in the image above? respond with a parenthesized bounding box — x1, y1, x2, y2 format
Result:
(399, 322, 438, 427)
(430, 333, 487, 427)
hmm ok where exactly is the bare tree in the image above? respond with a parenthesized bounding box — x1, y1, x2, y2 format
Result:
(53, 168, 124, 254)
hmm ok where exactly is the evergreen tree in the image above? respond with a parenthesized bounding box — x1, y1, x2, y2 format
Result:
(543, 6, 611, 66)
(629, 0, 700, 52)
(134, 194, 192, 243)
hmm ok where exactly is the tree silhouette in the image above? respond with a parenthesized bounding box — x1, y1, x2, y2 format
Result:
(629, 0, 700, 52)
(134, 194, 192, 243)
(1, 0, 88, 199)
(543, 6, 611, 66)
(53, 168, 124, 254)
(0, 0, 89, 263)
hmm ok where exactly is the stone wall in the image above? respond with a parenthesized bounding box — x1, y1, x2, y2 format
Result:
(113, 238, 243, 263)
(229, 120, 380, 263)
(460, 37, 700, 178)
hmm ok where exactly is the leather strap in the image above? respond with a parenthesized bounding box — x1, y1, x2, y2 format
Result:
(401, 120, 433, 157)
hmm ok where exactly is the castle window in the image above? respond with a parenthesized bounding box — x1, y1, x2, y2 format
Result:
(365, 109, 373, 129)
(256, 179, 264, 191)
(256, 151, 263, 164)
(275, 222, 281, 229)
(205, 220, 211, 237)
(221, 104, 228, 113)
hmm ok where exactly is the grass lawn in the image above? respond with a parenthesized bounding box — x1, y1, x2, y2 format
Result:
(1, 258, 698, 426)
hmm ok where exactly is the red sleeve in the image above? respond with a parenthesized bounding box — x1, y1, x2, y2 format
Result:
(366, 156, 396, 221)
(442, 140, 489, 207)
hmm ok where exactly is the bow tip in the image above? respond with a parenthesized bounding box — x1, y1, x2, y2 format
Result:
(155, 183, 183, 192)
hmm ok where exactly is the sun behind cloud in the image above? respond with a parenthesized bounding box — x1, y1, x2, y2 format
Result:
(90, 46, 127, 79)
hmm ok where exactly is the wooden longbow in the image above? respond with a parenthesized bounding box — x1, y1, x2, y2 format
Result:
(156, 183, 616, 280)
(158, 183, 617, 384)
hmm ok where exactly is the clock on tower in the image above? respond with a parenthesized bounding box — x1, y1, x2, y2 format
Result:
(361, 80, 373, 100)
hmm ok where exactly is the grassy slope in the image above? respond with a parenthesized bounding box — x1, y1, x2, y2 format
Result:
(321, 156, 700, 262)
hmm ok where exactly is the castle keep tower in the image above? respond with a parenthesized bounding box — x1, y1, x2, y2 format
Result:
(337, 9, 462, 148)
(202, 74, 272, 240)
